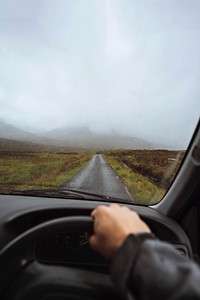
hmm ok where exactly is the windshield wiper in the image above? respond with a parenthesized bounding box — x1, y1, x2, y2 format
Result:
(2, 188, 126, 202)
(3, 189, 88, 200)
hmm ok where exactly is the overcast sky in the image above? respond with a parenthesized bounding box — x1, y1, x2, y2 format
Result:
(0, 0, 199, 148)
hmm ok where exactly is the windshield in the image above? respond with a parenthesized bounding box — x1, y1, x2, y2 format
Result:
(0, 0, 199, 205)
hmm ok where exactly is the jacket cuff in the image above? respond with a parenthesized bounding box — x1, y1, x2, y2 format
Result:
(110, 233, 156, 293)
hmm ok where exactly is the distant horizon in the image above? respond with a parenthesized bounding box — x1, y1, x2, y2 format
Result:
(0, 118, 188, 151)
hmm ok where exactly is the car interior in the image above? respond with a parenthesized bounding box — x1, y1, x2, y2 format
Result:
(0, 1, 200, 299)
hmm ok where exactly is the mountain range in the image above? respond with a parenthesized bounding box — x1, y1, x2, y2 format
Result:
(0, 120, 154, 151)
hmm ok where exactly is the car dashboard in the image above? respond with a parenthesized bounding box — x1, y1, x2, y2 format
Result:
(35, 232, 108, 271)
(0, 194, 193, 273)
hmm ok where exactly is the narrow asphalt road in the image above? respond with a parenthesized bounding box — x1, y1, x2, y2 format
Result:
(63, 154, 134, 202)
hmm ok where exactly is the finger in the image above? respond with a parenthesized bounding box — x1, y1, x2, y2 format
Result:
(91, 207, 101, 218)
(91, 205, 108, 218)
(110, 203, 120, 209)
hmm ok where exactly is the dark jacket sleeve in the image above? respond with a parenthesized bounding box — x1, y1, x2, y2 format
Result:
(110, 234, 200, 300)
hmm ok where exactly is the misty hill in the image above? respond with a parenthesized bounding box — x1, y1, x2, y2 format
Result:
(44, 126, 153, 150)
(0, 120, 39, 141)
(0, 121, 154, 150)
(0, 120, 59, 146)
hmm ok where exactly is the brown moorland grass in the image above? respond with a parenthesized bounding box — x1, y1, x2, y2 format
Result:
(104, 150, 185, 205)
(0, 152, 92, 191)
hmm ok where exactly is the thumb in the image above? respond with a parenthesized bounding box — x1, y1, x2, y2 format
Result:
(88, 234, 98, 250)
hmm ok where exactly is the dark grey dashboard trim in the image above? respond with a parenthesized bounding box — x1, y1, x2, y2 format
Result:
(0, 195, 193, 257)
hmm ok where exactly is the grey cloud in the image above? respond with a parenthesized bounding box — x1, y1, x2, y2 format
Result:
(0, 0, 199, 149)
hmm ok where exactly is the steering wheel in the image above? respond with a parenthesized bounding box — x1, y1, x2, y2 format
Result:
(0, 216, 120, 300)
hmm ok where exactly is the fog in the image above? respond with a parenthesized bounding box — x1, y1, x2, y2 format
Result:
(0, 0, 199, 148)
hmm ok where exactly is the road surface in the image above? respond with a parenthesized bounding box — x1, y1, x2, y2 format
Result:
(63, 154, 134, 202)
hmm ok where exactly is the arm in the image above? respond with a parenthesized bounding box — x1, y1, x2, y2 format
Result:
(89, 204, 200, 300)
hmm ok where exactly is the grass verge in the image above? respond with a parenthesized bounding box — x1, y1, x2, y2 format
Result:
(104, 155, 165, 205)
(0, 152, 92, 191)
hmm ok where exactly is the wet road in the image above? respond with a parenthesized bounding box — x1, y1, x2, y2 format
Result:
(63, 154, 134, 202)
